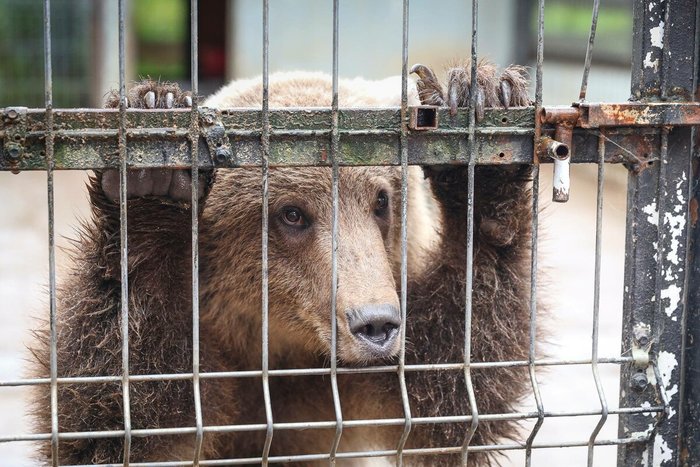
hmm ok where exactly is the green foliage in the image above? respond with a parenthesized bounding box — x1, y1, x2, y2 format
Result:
(531, 1, 633, 61)
(135, 0, 187, 43)
(545, 3, 631, 37)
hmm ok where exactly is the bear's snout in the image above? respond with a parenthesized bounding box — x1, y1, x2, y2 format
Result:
(346, 304, 401, 359)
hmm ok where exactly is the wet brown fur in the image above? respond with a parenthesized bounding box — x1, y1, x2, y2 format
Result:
(32, 64, 534, 466)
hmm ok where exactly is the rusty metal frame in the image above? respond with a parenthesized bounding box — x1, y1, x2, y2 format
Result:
(0, 105, 689, 171)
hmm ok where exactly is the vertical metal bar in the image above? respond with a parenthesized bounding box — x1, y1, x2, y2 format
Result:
(659, 2, 672, 100)
(261, 0, 274, 464)
(617, 151, 661, 465)
(328, 0, 343, 463)
(649, 127, 673, 467)
(525, 0, 545, 464)
(619, 2, 695, 465)
(535, 0, 545, 110)
(460, 1, 479, 465)
(640, 126, 673, 466)
(117, 0, 132, 464)
(395, 0, 412, 464)
(679, 3, 700, 462)
(587, 132, 609, 467)
(578, 0, 600, 102)
(618, 118, 691, 466)
(631, 0, 696, 101)
(190, 0, 204, 464)
(524, 170, 543, 467)
(43, 1, 58, 465)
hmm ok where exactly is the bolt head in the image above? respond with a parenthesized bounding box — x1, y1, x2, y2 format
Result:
(5, 143, 22, 160)
(631, 372, 648, 391)
(215, 147, 231, 164)
(5, 109, 18, 120)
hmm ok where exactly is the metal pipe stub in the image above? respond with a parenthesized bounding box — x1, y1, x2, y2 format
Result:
(536, 135, 571, 203)
(538, 107, 577, 203)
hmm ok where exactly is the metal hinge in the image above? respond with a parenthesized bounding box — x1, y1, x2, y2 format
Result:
(198, 107, 234, 166)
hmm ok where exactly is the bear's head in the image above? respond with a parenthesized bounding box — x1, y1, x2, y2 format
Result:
(201, 166, 423, 366)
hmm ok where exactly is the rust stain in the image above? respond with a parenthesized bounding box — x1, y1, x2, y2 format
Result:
(320, 148, 328, 162)
(690, 197, 699, 227)
(493, 148, 512, 163)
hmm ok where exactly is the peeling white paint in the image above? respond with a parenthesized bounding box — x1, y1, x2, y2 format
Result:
(661, 284, 681, 319)
(642, 448, 649, 467)
(653, 434, 673, 466)
(660, 174, 686, 319)
(650, 22, 665, 48)
(643, 203, 659, 225)
(646, 365, 657, 386)
(644, 52, 660, 70)
(644, 2, 665, 71)
(657, 350, 679, 419)
(632, 422, 655, 439)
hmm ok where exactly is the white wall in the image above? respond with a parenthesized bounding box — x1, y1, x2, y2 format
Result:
(227, 0, 518, 80)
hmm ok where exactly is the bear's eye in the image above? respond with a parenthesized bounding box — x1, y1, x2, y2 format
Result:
(282, 206, 308, 227)
(375, 190, 389, 216)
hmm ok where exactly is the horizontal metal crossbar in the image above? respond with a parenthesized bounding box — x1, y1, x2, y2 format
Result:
(52, 437, 649, 467)
(578, 102, 700, 127)
(1, 408, 662, 444)
(0, 356, 633, 387)
(0, 106, 673, 170)
(541, 102, 700, 129)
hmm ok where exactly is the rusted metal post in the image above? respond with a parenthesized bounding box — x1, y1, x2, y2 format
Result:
(682, 116, 700, 467)
(618, 1, 698, 466)
(679, 2, 700, 465)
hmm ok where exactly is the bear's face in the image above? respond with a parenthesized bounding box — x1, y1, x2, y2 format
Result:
(202, 167, 403, 365)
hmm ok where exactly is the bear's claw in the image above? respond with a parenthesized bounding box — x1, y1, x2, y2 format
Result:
(411, 61, 530, 120)
(100, 81, 209, 204)
(411, 63, 445, 107)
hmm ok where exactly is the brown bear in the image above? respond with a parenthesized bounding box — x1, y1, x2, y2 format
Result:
(32, 62, 534, 466)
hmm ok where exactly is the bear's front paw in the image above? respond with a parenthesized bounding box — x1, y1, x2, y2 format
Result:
(411, 62, 531, 216)
(100, 80, 210, 204)
(411, 61, 530, 120)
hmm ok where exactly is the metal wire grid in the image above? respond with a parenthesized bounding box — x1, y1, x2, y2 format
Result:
(0, 0, 689, 465)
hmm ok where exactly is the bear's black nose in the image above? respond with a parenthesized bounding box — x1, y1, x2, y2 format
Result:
(346, 305, 400, 356)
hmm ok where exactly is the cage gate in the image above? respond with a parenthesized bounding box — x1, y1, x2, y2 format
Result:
(1, 0, 700, 466)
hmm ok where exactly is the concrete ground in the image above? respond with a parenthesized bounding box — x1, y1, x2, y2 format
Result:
(0, 163, 628, 466)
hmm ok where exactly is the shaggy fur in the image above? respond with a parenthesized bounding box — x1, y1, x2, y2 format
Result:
(32, 63, 534, 466)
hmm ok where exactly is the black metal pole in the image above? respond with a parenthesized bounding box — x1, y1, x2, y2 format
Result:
(679, 2, 700, 464)
(619, 1, 698, 466)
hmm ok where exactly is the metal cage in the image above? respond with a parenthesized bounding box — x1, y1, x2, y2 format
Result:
(1, 0, 699, 465)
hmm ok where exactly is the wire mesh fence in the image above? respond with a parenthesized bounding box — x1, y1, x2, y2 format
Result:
(0, 0, 698, 466)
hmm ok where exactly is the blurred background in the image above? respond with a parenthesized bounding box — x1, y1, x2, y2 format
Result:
(0, 0, 633, 465)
